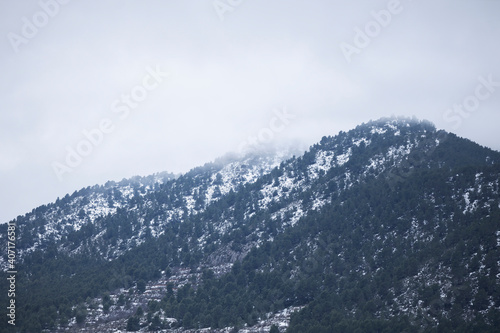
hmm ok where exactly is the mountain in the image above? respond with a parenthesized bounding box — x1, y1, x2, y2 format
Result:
(1, 117, 500, 332)
(0, 149, 293, 265)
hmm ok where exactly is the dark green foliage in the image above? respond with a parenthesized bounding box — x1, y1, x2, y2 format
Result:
(126, 315, 141, 331)
(136, 280, 146, 294)
(74, 304, 87, 325)
(270, 324, 280, 333)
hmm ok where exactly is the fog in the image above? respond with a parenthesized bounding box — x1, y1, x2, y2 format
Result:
(1, 0, 499, 222)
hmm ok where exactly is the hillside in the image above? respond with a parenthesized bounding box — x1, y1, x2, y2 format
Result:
(1, 117, 499, 332)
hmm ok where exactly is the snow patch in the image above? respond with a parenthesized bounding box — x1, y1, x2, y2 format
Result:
(371, 127, 387, 135)
(336, 148, 351, 166)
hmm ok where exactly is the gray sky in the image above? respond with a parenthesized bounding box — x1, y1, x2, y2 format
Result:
(1, 0, 499, 223)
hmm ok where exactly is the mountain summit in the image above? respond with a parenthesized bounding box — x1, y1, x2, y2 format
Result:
(2, 117, 500, 332)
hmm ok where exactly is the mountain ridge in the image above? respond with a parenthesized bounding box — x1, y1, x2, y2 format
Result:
(1, 116, 500, 332)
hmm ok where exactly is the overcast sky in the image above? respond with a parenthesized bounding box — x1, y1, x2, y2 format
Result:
(1, 0, 499, 223)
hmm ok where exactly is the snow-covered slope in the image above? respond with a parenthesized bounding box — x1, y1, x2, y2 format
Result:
(2, 117, 500, 333)
(1, 149, 297, 266)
